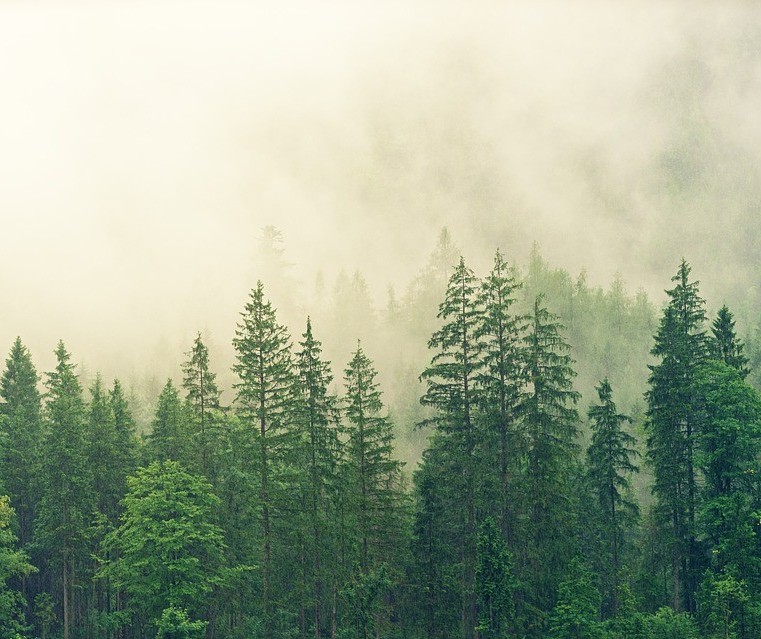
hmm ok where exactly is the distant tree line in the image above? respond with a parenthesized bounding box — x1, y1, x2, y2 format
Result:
(2, 239, 761, 639)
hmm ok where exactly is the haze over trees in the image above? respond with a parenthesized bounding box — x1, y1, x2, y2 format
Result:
(2, 228, 761, 639)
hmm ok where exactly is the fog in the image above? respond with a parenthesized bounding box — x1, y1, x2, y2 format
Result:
(1, 1, 760, 396)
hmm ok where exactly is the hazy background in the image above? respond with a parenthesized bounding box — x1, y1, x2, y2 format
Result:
(2, 1, 760, 412)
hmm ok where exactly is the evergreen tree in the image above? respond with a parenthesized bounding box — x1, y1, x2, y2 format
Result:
(109, 378, 139, 512)
(0, 495, 35, 639)
(343, 344, 406, 639)
(36, 341, 96, 639)
(294, 317, 341, 639)
(232, 281, 297, 638)
(586, 378, 639, 618)
(645, 260, 709, 612)
(420, 257, 482, 639)
(548, 558, 601, 639)
(694, 361, 761, 588)
(518, 295, 580, 623)
(181, 333, 222, 481)
(0, 338, 42, 554)
(148, 379, 191, 466)
(711, 305, 750, 379)
(475, 517, 517, 639)
(476, 249, 526, 542)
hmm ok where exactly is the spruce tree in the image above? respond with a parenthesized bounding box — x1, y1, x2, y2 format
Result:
(420, 256, 482, 639)
(181, 333, 222, 481)
(233, 281, 297, 638)
(476, 250, 526, 541)
(343, 344, 405, 639)
(36, 341, 95, 639)
(586, 378, 638, 617)
(148, 379, 192, 466)
(519, 295, 580, 620)
(0, 338, 42, 563)
(711, 305, 750, 379)
(645, 259, 709, 612)
(295, 317, 341, 639)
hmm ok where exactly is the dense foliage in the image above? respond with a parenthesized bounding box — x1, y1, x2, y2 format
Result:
(2, 232, 761, 639)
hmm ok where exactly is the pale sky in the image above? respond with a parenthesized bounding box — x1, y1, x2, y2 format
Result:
(2, 1, 760, 378)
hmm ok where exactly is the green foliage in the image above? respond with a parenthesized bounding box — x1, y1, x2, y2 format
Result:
(103, 460, 226, 628)
(0, 338, 42, 551)
(148, 379, 192, 465)
(155, 606, 207, 639)
(519, 295, 580, 614)
(694, 361, 761, 586)
(587, 378, 639, 617)
(475, 517, 517, 639)
(645, 260, 709, 612)
(711, 306, 749, 379)
(0, 496, 35, 638)
(697, 570, 760, 639)
(181, 333, 222, 481)
(549, 557, 602, 639)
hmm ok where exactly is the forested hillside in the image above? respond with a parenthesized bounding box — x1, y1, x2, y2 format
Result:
(2, 231, 761, 639)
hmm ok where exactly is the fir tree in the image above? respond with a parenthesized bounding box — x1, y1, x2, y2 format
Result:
(476, 249, 526, 541)
(420, 257, 483, 639)
(181, 332, 222, 481)
(148, 379, 192, 466)
(711, 305, 750, 379)
(0, 338, 42, 568)
(232, 281, 297, 638)
(343, 344, 406, 639)
(36, 341, 95, 639)
(295, 317, 341, 639)
(586, 378, 638, 617)
(519, 295, 580, 620)
(645, 259, 709, 612)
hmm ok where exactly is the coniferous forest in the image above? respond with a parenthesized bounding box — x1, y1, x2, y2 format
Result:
(3, 228, 761, 639)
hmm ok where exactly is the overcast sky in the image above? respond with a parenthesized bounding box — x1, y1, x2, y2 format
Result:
(2, 1, 760, 378)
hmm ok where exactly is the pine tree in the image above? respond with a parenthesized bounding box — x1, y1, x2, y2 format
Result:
(233, 281, 297, 638)
(343, 344, 405, 639)
(148, 379, 192, 465)
(0, 338, 42, 567)
(181, 333, 222, 481)
(586, 378, 638, 617)
(36, 341, 96, 639)
(476, 250, 526, 541)
(694, 361, 761, 587)
(109, 378, 139, 511)
(519, 295, 580, 619)
(420, 257, 482, 639)
(711, 305, 750, 379)
(294, 317, 341, 639)
(645, 259, 709, 612)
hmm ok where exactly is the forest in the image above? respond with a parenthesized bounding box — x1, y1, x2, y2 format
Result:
(2, 228, 761, 639)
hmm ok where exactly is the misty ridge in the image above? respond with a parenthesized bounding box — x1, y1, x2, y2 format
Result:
(3, 3, 761, 639)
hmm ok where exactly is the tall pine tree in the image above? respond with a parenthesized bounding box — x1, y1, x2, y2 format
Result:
(420, 257, 483, 639)
(36, 341, 95, 639)
(645, 259, 709, 612)
(233, 281, 297, 638)
(586, 378, 638, 617)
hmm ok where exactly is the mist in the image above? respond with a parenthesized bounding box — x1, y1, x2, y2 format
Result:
(2, 1, 760, 399)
